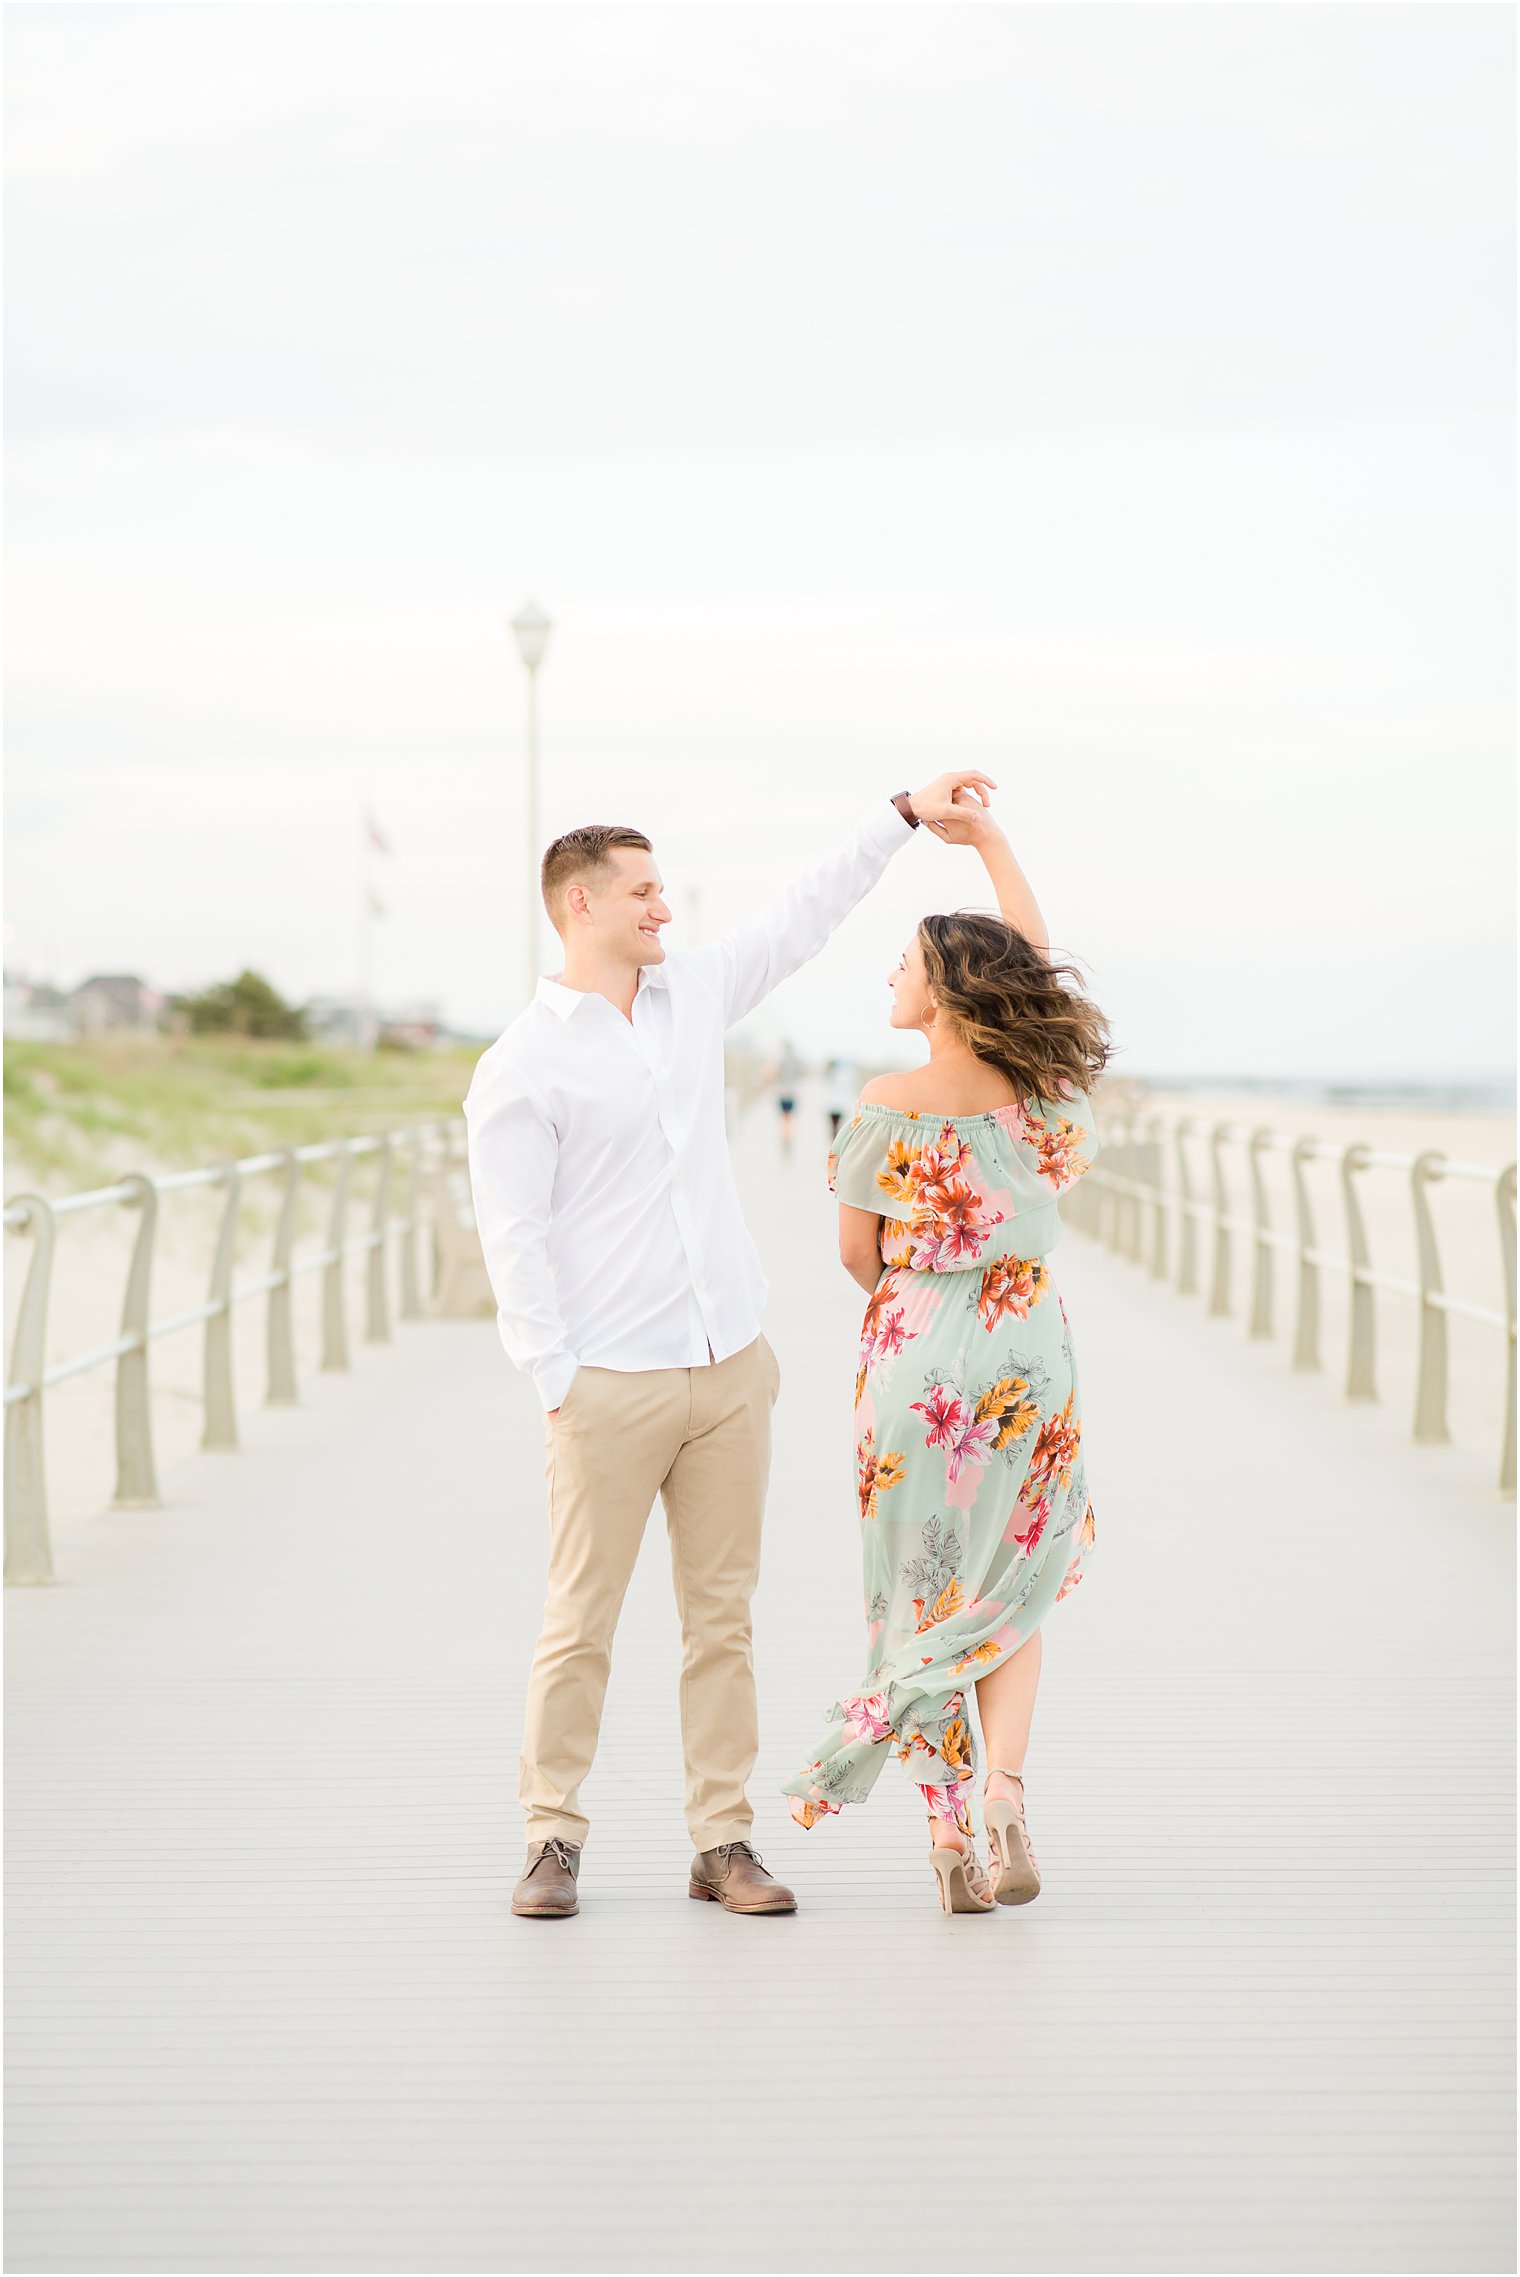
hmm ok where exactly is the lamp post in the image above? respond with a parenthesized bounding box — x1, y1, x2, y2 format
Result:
(509, 600, 552, 997)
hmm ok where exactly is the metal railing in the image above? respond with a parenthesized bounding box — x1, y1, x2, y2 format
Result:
(1063, 1106, 1517, 1497)
(4, 1117, 469, 1585)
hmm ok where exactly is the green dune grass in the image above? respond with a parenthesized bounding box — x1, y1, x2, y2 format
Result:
(4, 1033, 482, 1196)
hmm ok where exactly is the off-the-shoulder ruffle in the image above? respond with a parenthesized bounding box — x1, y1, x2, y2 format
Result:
(827, 1089, 1100, 1271)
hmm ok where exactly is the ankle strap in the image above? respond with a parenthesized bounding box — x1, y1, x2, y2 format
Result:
(985, 1766, 1025, 1780)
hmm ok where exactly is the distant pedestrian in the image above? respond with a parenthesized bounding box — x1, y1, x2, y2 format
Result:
(822, 1055, 857, 1143)
(773, 1042, 805, 1154)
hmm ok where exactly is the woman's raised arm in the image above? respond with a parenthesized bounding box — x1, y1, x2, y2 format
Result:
(934, 795, 1050, 950)
(974, 821, 1048, 950)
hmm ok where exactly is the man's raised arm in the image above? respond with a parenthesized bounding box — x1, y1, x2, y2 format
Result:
(462, 1059, 578, 1413)
(703, 771, 996, 1029)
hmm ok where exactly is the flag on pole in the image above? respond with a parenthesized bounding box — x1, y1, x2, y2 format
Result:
(368, 886, 387, 917)
(365, 807, 392, 857)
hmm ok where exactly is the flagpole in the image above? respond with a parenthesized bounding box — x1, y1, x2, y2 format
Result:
(526, 665, 540, 993)
(357, 794, 394, 1052)
(358, 785, 374, 1051)
(509, 603, 552, 1003)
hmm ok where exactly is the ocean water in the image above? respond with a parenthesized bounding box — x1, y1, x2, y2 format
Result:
(1130, 1072, 1515, 1116)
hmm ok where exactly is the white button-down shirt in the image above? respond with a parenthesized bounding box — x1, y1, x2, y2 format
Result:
(462, 801, 915, 1410)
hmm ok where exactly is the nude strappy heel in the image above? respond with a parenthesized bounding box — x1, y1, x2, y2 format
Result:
(983, 1767, 1042, 1905)
(926, 1830, 997, 1914)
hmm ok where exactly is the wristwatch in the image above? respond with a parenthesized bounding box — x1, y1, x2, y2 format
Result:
(891, 790, 920, 830)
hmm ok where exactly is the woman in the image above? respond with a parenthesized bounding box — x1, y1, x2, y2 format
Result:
(781, 801, 1111, 1914)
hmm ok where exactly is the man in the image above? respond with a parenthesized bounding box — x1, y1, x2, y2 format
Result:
(463, 772, 992, 1920)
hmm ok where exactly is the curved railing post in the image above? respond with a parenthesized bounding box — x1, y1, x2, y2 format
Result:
(398, 1128, 424, 1322)
(1125, 1115, 1146, 1264)
(1100, 1119, 1122, 1252)
(1498, 1164, 1516, 1498)
(322, 1146, 352, 1372)
(431, 1125, 456, 1301)
(1341, 1144, 1376, 1403)
(266, 1149, 302, 1408)
(1290, 1136, 1321, 1372)
(112, 1173, 162, 1509)
(1061, 1101, 1509, 1482)
(1175, 1119, 1198, 1296)
(1102, 1116, 1121, 1254)
(4, 1196, 56, 1586)
(1146, 1114, 1168, 1280)
(1105, 1116, 1122, 1254)
(1109, 1114, 1128, 1258)
(1207, 1122, 1231, 1318)
(202, 1159, 241, 1451)
(1247, 1126, 1273, 1340)
(1410, 1150, 1452, 1446)
(366, 1134, 392, 1345)
(3, 1111, 460, 1589)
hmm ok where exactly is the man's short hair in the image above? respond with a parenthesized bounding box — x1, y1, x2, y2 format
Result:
(540, 824, 653, 926)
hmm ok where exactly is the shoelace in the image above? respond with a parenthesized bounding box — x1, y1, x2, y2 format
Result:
(714, 1840, 767, 1871)
(532, 1838, 578, 1876)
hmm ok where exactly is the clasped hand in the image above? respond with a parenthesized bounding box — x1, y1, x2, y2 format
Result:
(908, 770, 1001, 843)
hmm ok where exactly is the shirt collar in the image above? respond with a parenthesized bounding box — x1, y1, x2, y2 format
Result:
(535, 964, 668, 1021)
(534, 976, 590, 1021)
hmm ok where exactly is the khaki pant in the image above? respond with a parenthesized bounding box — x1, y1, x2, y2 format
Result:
(520, 1332, 780, 1850)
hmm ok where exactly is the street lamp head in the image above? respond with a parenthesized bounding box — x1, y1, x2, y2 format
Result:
(510, 600, 552, 673)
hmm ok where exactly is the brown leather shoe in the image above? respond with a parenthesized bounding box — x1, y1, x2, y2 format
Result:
(688, 1839, 797, 1914)
(512, 1838, 581, 1918)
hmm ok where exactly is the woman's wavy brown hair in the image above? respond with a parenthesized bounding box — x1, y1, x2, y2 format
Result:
(918, 911, 1114, 1103)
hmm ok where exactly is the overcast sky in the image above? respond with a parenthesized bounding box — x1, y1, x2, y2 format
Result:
(5, 2, 1514, 1079)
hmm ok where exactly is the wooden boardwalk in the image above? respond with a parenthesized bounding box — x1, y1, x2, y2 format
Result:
(6, 1105, 1514, 2274)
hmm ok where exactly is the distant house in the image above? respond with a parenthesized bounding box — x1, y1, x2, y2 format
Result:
(3, 970, 467, 1053)
(303, 996, 374, 1049)
(304, 995, 451, 1051)
(67, 974, 166, 1036)
(2, 974, 76, 1043)
(377, 1001, 445, 1051)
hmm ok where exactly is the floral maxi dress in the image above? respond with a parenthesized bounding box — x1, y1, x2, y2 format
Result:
(782, 1091, 1102, 1838)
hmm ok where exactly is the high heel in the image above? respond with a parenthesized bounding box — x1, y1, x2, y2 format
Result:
(927, 1840, 997, 1915)
(983, 1766, 1041, 1905)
